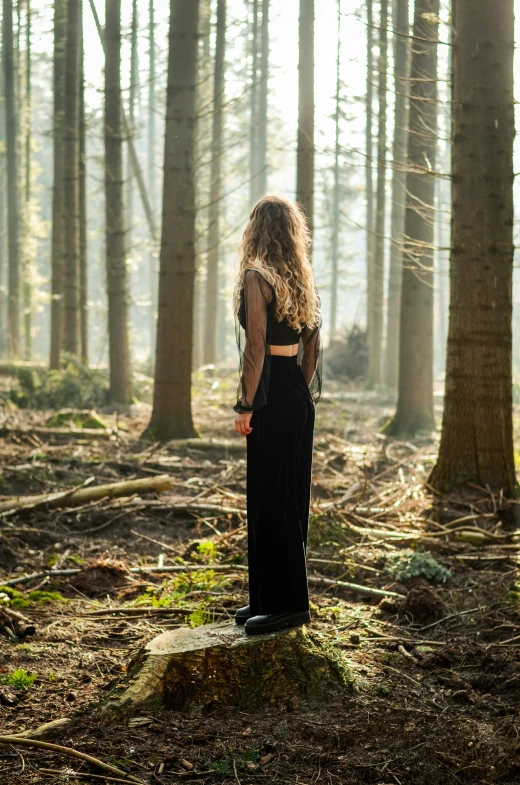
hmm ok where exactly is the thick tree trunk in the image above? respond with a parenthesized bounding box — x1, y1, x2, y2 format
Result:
(365, 0, 374, 359)
(367, 0, 388, 386)
(146, 0, 199, 441)
(62, 0, 81, 356)
(102, 622, 351, 717)
(50, 0, 66, 370)
(203, 0, 226, 367)
(329, 0, 341, 341)
(105, 0, 130, 403)
(429, 0, 516, 495)
(383, 0, 410, 388)
(296, 0, 314, 242)
(79, 12, 87, 367)
(3, 0, 20, 359)
(383, 0, 438, 436)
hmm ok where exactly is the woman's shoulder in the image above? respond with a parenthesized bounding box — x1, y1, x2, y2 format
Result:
(242, 268, 275, 300)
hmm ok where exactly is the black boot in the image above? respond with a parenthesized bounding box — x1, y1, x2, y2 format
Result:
(234, 605, 253, 625)
(244, 610, 311, 636)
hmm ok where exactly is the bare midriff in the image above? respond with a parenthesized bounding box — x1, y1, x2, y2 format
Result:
(268, 344, 299, 357)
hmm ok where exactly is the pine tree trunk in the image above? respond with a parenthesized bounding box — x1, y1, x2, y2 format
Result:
(0, 50, 6, 358)
(79, 17, 87, 366)
(62, 0, 81, 356)
(249, 0, 259, 206)
(148, 0, 157, 365)
(203, 0, 226, 367)
(296, 0, 314, 241)
(126, 0, 138, 258)
(329, 0, 341, 341)
(429, 0, 516, 495)
(192, 0, 211, 372)
(256, 0, 269, 197)
(105, 0, 130, 403)
(383, 0, 410, 387)
(146, 0, 199, 441)
(50, 0, 66, 369)
(3, 0, 20, 359)
(365, 0, 374, 360)
(384, 0, 439, 436)
(368, 0, 388, 386)
(23, 0, 31, 360)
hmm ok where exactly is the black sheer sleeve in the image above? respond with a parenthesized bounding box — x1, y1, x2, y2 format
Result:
(233, 270, 273, 414)
(298, 316, 323, 405)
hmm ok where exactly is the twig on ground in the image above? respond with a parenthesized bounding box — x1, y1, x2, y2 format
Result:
(0, 737, 144, 784)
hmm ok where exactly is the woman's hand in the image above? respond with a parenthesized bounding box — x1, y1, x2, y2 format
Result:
(235, 411, 253, 436)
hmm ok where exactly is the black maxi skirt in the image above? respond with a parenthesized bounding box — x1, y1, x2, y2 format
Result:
(246, 354, 315, 615)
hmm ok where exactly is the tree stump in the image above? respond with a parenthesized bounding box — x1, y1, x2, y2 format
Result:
(102, 621, 352, 717)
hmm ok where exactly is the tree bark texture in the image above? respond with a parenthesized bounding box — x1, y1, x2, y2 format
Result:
(296, 0, 314, 241)
(368, 0, 388, 386)
(147, 0, 200, 441)
(430, 0, 516, 494)
(3, 0, 20, 358)
(383, 0, 410, 387)
(249, 0, 259, 207)
(102, 622, 352, 717)
(23, 0, 32, 360)
(62, 0, 81, 356)
(0, 50, 6, 358)
(50, 0, 66, 369)
(385, 0, 439, 436)
(203, 0, 226, 367)
(105, 0, 131, 403)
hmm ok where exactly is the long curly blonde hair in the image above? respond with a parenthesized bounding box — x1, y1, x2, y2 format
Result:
(233, 195, 320, 330)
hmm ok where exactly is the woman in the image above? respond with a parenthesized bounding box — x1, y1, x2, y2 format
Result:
(233, 195, 322, 636)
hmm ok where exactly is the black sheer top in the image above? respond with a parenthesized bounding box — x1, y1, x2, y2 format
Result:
(234, 269, 322, 414)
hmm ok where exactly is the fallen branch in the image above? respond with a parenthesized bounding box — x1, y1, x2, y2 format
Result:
(0, 736, 144, 784)
(0, 475, 173, 515)
(38, 770, 136, 784)
(0, 426, 115, 441)
(2, 563, 247, 587)
(308, 575, 405, 599)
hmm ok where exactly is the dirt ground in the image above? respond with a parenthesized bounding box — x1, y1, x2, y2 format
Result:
(1, 374, 520, 785)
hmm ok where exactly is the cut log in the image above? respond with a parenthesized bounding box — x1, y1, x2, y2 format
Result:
(0, 427, 115, 441)
(102, 620, 352, 718)
(0, 475, 173, 514)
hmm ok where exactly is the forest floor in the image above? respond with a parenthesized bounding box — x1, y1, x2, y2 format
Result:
(1, 372, 520, 784)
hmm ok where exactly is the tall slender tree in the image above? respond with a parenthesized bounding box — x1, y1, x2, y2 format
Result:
(384, 0, 439, 435)
(256, 0, 269, 198)
(430, 0, 516, 494)
(296, 0, 314, 242)
(383, 0, 410, 387)
(0, 52, 6, 358)
(23, 0, 31, 359)
(249, 0, 259, 206)
(203, 0, 226, 367)
(368, 0, 388, 386)
(365, 0, 374, 351)
(126, 0, 138, 254)
(50, 0, 66, 369)
(62, 0, 82, 356)
(148, 0, 157, 362)
(3, 0, 20, 358)
(105, 0, 130, 403)
(329, 0, 341, 341)
(146, 0, 200, 440)
(79, 13, 87, 366)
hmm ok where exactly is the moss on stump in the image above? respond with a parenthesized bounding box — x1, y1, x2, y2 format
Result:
(102, 621, 352, 717)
